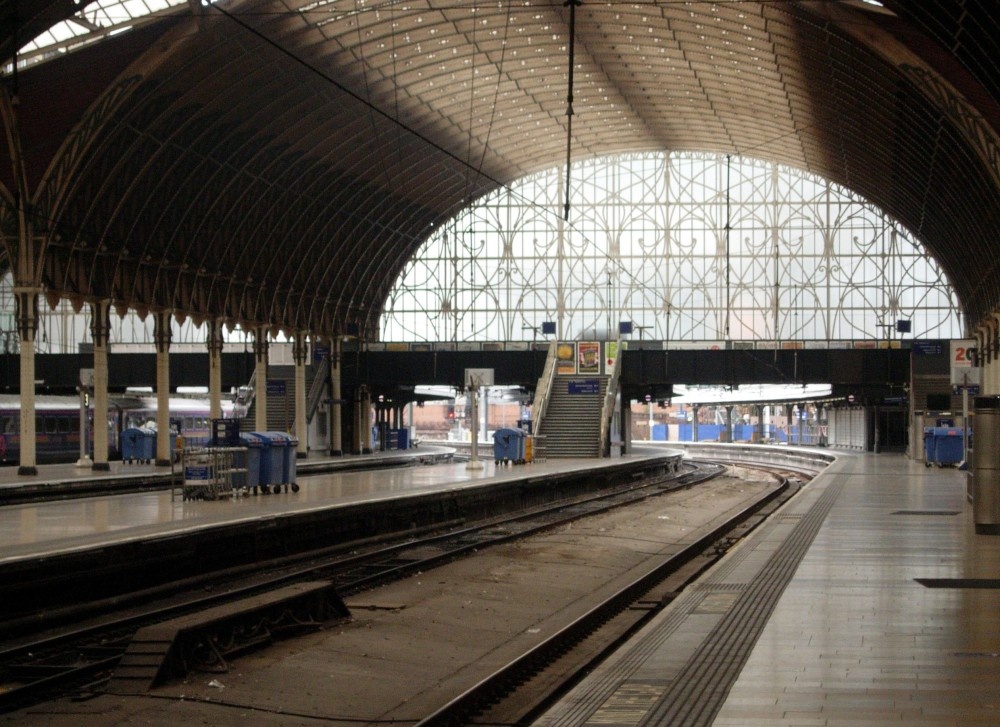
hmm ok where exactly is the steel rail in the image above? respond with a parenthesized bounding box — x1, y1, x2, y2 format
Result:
(415, 463, 809, 726)
(0, 460, 717, 714)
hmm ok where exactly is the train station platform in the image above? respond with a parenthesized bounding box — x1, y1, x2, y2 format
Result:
(534, 450, 1000, 726)
(0, 445, 455, 505)
(0, 446, 681, 569)
(4, 445, 998, 726)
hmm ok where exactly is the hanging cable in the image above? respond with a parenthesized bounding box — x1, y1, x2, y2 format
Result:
(563, 0, 581, 221)
(725, 153, 732, 340)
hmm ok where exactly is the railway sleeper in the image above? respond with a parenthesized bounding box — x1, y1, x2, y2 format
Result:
(104, 581, 350, 695)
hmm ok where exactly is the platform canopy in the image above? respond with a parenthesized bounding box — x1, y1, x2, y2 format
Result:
(0, 2, 997, 337)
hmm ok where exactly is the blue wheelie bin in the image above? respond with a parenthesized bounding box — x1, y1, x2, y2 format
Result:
(233, 433, 262, 492)
(246, 432, 274, 493)
(252, 432, 293, 491)
(493, 427, 526, 465)
(277, 432, 299, 491)
(925, 427, 964, 467)
(923, 427, 936, 466)
(121, 427, 155, 463)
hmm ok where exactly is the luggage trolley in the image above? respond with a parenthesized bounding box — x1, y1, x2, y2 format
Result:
(175, 446, 247, 501)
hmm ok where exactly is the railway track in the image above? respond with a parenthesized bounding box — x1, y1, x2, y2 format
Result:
(417, 460, 810, 726)
(0, 459, 722, 714)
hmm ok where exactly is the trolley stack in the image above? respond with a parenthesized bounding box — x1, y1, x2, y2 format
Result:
(177, 446, 246, 500)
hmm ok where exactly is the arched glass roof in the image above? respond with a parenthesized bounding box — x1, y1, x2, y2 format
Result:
(15, 0, 187, 67)
(381, 152, 964, 344)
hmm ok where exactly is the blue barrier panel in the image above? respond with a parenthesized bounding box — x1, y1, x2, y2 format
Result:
(395, 428, 409, 450)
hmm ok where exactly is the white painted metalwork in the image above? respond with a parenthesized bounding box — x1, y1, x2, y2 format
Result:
(381, 152, 964, 343)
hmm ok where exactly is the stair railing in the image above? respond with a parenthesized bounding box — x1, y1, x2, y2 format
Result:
(531, 341, 559, 435)
(598, 339, 623, 457)
(235, 367, 257, 421)
(306, 355, 330, 422)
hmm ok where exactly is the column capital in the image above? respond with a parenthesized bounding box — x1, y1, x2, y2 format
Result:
(13, 287, 40, 340)
(207, 318, 224, 355)
(153, 310, 172, 354)
(292, 331, 310, 366)
(252, 326, 269, 360)
(90, 299, 112, 347)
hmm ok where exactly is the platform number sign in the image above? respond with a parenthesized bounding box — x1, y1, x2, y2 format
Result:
(950, 339, 981, 387)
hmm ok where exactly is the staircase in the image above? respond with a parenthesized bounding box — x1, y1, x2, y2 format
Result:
(242, 364, 323, 432)
(535, 376, 609, 458)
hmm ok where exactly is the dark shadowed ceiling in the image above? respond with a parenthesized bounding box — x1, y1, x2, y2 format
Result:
(0, 1, 997, 338)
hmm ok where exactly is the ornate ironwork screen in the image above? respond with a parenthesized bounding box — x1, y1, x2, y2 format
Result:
(381, 152, 963, 343)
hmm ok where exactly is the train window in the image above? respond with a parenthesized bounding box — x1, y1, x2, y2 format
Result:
(1, 416, 14, 433)
(184, 417, 194, 431)
(58, 417, 71, 433)
(46, 417, 58, 434)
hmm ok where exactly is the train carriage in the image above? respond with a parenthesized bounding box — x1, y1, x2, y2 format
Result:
(0, 394, 236, 465)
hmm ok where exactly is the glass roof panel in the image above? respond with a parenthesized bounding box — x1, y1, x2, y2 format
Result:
(17, 0, 187, 67)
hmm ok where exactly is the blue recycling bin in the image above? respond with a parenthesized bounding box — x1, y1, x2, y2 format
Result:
(493, 427, 526, 464)
(246, 433, 275, 487)
(281, 433, 298, 484)
(263, 432, 287, 485)
(922, 427, 936, 464)
(250, 432, 293, 486)
(933, 427, 965, 466)
(233, 433, 262, 491)
(121, 427, 155, 463)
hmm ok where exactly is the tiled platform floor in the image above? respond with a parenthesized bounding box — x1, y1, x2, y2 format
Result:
(717, 454, 1000, 726)
(534, 452, 1000, 727)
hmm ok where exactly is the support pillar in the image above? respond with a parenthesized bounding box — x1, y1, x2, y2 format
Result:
(154, 311, 172, 466)
(253, 326, 268, 433)
(755, 405, 764, 444)
(991, 323, 997, 395)
(620, 402, 631, 454)
(293, 331, 308, 458)
(330, 339, 343, 456)
(5, 88, 41, 476)
(207, 319, 224, 421)
(91, 300, 111, 471)
(354, 384, 371, 454)
(481, 387, 489, 442)
(14, 287, 40, 475)
(379, 405, 385, 450)
(724, 405, 734, 443)
(691, 405, 700, 442)
(785, 403, 794, 444)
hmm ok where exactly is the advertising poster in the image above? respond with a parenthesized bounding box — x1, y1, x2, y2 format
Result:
(605, 341, 619, 372)
(556, 342, 577, 374)
(578, 341, 601, 374)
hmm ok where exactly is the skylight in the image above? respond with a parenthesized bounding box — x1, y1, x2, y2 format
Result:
(15, 0, 193, 68)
